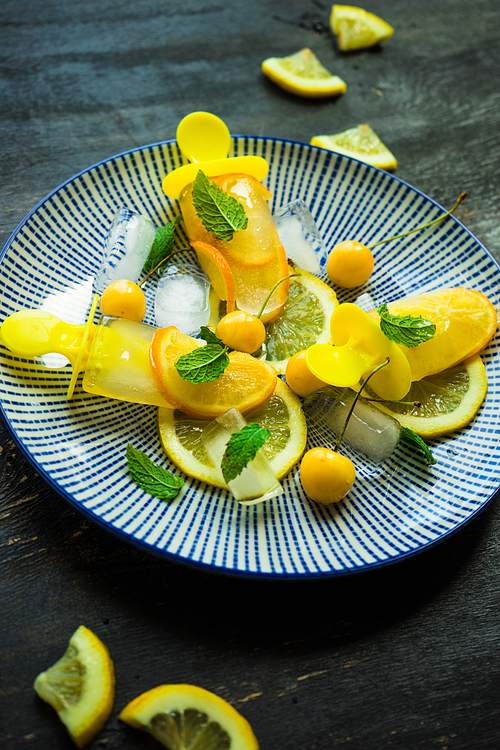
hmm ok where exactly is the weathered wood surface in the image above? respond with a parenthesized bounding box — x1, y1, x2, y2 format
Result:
(2, 1, 500, 748)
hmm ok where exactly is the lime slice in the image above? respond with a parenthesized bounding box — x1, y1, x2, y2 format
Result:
(263, 269, 338, 374)
(371, 355, 487, 438)
(158, 379, 307, 486)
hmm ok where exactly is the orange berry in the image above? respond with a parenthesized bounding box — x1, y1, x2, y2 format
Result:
(300, 447, 355, 504)
(100, 279, 146, 322)
(327, 240, 374, 288)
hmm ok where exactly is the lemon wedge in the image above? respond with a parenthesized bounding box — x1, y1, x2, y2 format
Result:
(158, 378, 307, 486)
(119, 684, 260, 749)
(261, 47, 346, 98)
(311, 124, 397, 171)
(263, 268, 338, 374)
(371, 355, 488, 438)
(34, 625, 115, 749)
(330, 5, 394, 51)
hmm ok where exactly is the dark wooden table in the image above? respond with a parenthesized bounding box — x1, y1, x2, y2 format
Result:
(2, 1, 500, 748)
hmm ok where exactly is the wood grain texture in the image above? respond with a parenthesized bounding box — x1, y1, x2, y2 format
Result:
(2, 0, 500, 748)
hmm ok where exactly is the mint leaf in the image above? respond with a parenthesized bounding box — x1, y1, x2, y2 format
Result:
(175, 343, 230, 383)
(401, 426, 437, 466)
(378, 303, 436, 348)
(221, 424, 271, 483)
(199, 326, 224, 346)
(192, 170, 248, 242)
(127, 444, 184, 500)
(143, 215, 182, 273)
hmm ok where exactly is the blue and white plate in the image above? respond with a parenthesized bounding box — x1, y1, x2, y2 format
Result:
(1, 136, 499, 578)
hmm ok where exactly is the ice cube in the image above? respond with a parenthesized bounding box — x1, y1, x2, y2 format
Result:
(273, 200, 328, 274)
(202, 408, 283, 504)
(155, 263, 211, 335)
(303, 386, 401, 464)
(94, 208, 156, 293)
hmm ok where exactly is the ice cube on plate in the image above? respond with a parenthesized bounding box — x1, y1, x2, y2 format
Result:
(202, 408, 283, 504)
(273, 200, 328, 274)
(94, 208, 156, 293)
(303, 386, 401, 464)
(155, 262, 211, 335)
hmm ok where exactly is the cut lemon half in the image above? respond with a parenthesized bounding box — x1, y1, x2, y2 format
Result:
(368, 287, 498, 381)
(311, 124, 397, 171)
(263, 267, 338, 374)
(372, 354, 487, 438)
(34, 625, 115, 749)
(158, 378, 307, 486)
(119, 684, 259, 750)
(262, 47, 347, 98)
(330, 5, 394, 51)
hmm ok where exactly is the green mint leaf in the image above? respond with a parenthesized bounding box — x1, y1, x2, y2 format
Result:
(192, 170, 248, 242)
(143, 215, 182, 273)
(199, 326, 224, 346)
(378, 303, 436, 348)
(126, 444, 184, 500)
(400, 426, 437, 466)
(221, 423, 271, 483)
(175, 343, 230, 383)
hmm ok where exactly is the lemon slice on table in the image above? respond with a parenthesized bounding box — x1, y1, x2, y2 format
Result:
(262, 47, 347, 98)
(311, 124, 397, 171)
(34, 625, 115, 749)
(119, 684, 260, 750)
(371, 355, 488, 438)
(263, 268, 338, 374)
(158, 378, 307, 486)
(330, 5, 394, 51)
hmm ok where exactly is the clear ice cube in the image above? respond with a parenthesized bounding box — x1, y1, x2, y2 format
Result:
(202, 408, 283, 504)
(303, 386, 401, 464)
(155, 263, 211, 335)
(273, 200, 328, 274)
(94, 208, 156, 293)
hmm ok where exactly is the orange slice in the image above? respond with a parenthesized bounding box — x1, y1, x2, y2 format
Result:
(368, 287, 498, 381)
(150, 326, 277, 419)
(190, 240, 235, 313)
(179, 173, 289, 322)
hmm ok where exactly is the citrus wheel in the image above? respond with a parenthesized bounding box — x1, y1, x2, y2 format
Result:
(263, 268, 338, 374)
(150, 326, 277, 420)
(261, 47, 347, 98)
(330, 5, 394, 51)
(34, 625, 115, 749)
(190, 240, 235, 314)
(311, 124, 397, 171)
(119, 684, 259, 750)
(371, 354, 487, 438)
(158, 378, 307, 486)
(367, 287, 498, 381)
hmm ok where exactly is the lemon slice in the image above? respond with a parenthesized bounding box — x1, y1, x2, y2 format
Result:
(158, 378, 307, 486)
(311, 124, 397, 171)
(263, 268, 338, 374)
(371, 355, 488, 438)
(330, 5, 394, 51)
(119, 684, 260, 749)
(34, 625, 115, 749)
(261, 47, 347, 98)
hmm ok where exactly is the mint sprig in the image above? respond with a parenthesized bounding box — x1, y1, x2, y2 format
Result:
(400, 426, 437, 466)
(143, 215, 182, 273)
(174, 328, 230, 383)
(192, 170, 248, 242)
(221, 424, 271, 483)
(378, 303, 436, 348)
(127, 444, 184, 500)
